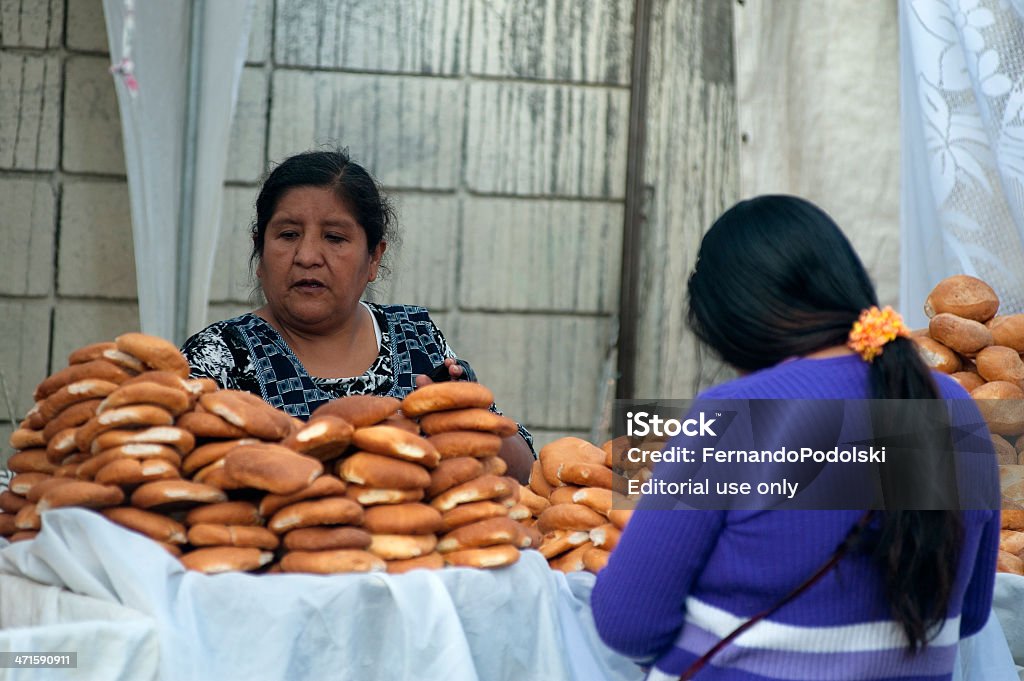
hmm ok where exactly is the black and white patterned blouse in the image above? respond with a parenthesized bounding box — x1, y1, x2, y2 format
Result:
(181, 303, 533, 450)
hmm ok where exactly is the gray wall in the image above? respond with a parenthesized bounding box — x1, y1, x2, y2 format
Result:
(0, 0, 640, 454)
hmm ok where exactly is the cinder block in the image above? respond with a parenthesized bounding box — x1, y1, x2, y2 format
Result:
(209, 186, 258, 304)
(275, 0, 467, 74)
(246, 0, 272, 64)
(0, 53, 61, 170)
(225, 68, 268, 183)
(364, 192, 457, 310)
(66, 0, 108, 52)
(465, 81, 628, 198)
(469, 0, 632, 84)
(58, 179, 136, 298)
(63, 56, 125, 175)
(452, 313, 612, 430)
(460, 197, 622, 312)
(269, 71, 463, 190)
(51, 301, 140, 374)
(0, 300, 50, 420)
(0, 0, 63, 48)
(0, 177, 55, 296)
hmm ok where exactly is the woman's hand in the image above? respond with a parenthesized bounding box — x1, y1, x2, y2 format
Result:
(415, 357, 465, 387)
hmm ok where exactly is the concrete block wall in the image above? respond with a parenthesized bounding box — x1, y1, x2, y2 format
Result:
(1, 0, 635, 457)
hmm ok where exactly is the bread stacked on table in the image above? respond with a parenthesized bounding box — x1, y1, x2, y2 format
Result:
(912, 275, 1024, 511)
(512, 436, 630, 575)
(403, 382, 528, 570)
(2, 337, 539, 575)
(998, 510, 1024, 575)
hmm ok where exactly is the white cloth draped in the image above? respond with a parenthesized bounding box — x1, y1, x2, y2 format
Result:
(102, 0, 252, 342)
(900, 0, 1024, 327)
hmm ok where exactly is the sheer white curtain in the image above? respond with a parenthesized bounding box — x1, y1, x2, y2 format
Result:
(901, 0, 1024, 327)
(102, 0, 252, 342)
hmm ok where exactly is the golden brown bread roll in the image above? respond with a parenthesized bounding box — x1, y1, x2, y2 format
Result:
(401, 382, 495, 417)
(102, 506, 188, 544)
(199, 391, 293, 441)
(430, 475, 515, 512)
(192, 459, 245, 491)
(222, 444, 323, 495)
(259, 475, 348, 518)
(537, 504, 606, 533)
(115, 333, 191, 377)
(280, 416, 354, 461)
(75, 405, 176, 451)
(351, 426, 440, 468)
(44, 428, 79, 463)
(0, 490, 30, 514)
(529, 460, 553, 498)
(440, 500, 509, 531)
(381, 414, 420, 434)
(187, 524, 280, 550)
(175, 412, 249, 439)
(608, 508, 633, 530)
(418, 409, 518, 437)
(976, 346, 1024, 385)
(988, 315, 1024, 352)
(24, 477, 74, 504)
(550, 542, 593, 573)
(368, 533, 438, 560)
(279, 549, 386, 574)
(345, 485, 424, 506)
(426, 431, 502, 460)
(181, 546, 274, 574)
(427, 457, 485, 499)
(1002, 509, 1024, 531)
(480, 455, 508, 476)
(362, 503, 444, 535)
(120, 370, 190, 391)
(14, 503, 41, 530)
(131, 480, 227, 511)
(68, 341, 117, 365)
(97, 382, 190, 417)
(929, 313, 993, 356)
(913, 337, 961, 374)
(338, 452, 431, 490)
(9, 427, 46, 450)
(311, 395, 401, 427)
(443, 544, 520, 569)
(38, 379, 121, 423)
(36, 480, 124, 512)
(589, 523, 622, 551)
(268, 496, 364, 534)
(94, 457, 180, 487)
(540, 437, 607, 487)
(185, 501, 262, 527)
(507, 503, 531, 521)
(77, 444, 182, 480)
(10, 472, 50, 497)
(100, 348, 146, 373)
(583, 547, 610, 573)
(42, 399, 102, 442)
(182, 438, 260, 475)
(548, 486, 583, 505)
(558, 462, 613, 489)
(951, 372, 985, 392)
(573, 487, 613, 516)
(925, 275, 999, 322)
(283, 526, 373, 551)
(1000, 529, 1024, 556)
(386, 552, 445, 574)
(971, 382, 1024, 435)
(518, 485, 550, 516)
(91, 426, 195, 455)
(998, 550, 1024, 575)
(437, 516, 522, 552)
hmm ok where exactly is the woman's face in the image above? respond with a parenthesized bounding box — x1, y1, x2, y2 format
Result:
(257, 185, 385, 333)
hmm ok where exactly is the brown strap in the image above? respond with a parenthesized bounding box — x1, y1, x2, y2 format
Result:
(679, 511, 874, 681)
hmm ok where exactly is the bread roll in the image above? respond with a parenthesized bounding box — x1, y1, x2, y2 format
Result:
(45, 428, 79, 462)
(199, 391, 293, 441)
(223, 444, 323, 495)
(557, 462, 613, 489)
(608, 508, 633, 530)
(75, 405, 176, 451)
(951, 372, 985, 392)
(589, 523, 622, 551)
(972, 381, 1024, 435)
(998, 550, 1024, 575)
(550, 542, 593, 573)
(426, 457, 485, 498)
(443, 544, 520, 569)
(0, 513, 17, 536)
(440, 500, 509, 531)
(430, 475, 515, 512)
(36, 480, 124, 512)
(100, 348, 146, 373)
(98, 382, 190, 416)
(345, 485, 424, 506)
(14, 503, 41, 530)
(131, 480, 227, 511)
(925, 275, 999, 322)
(583, 547, 611, 573)
(91, 426, 195, 455)
(929, 313, 993, 356)
(976, 346, 1024, 385)
(401, 382, 494, 417)
(10, 472, 50, 497)
(351, 426, 440, 468)
(281, 416, 354, 461)
(368, 533, 438, 560)
(175, 412, 249, 439)
(0, 490, 30, 514)
(994, 435, 1018, 465)
(187, 524, 280, 550)
(381, 414, 420, 434)
(913, 337, 961, 374)
(572, 487, 613, 516)
(988, 315, 1024, 352)
(549, 486, 583, 506)
(1000, 530, 1024, 556)
(479, 455, 508, 476)
(35, 360, 133, 402)
(537, 504, 606, 533)
(180, 547, 274, 574)
(362, 503, 444, 535)
(42, 399, 102, 441)
(39, 379, 120, 422)
(437, 516, 522, 552)
(78, 444, 182, 480)
(338, 452, 431, 490)
(529, 460, 553, 498)
(102, 507, 188, 544)
(1003, 509, 1024, 531)
(183, 438, 260, 475)
(68, 341, 117, 365)
(268, 497, 364, 534)
(279, 549, 385, 574)
(259, 475, 348, 518)
(185, 501, 262, 527)
(192, 459, 245, 491)
(24, 477, 74, 503)
(426, 431, 502, 460)
(386, 552, 445, 574)
(9, 428, 46, 450)
(540, 437, 607, 487)
(283, 526, 372, 551)
(419, 409, 518, 437)
(311, 395, 401, 427)
(94, 457, 180, 487)
(114, 333, 191, 377)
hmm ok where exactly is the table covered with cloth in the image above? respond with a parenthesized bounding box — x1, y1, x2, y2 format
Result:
(0, 509, 643, 681)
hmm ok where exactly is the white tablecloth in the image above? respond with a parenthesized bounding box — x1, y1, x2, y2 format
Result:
(0, 509, 644, 681)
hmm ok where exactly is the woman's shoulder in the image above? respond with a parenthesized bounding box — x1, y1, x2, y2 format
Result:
(365, 302, 431, 319)
(698, 355, 868, 400)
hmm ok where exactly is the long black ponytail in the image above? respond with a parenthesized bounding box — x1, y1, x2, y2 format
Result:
(687, 195, 963, 650)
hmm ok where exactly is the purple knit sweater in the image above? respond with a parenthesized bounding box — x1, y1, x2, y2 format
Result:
(591, 355, 1000, 681)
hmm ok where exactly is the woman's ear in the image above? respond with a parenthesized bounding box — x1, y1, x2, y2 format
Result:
(368, 241, 386, 282)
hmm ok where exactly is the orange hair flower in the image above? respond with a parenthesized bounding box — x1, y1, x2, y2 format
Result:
(847, 306, 911, 362)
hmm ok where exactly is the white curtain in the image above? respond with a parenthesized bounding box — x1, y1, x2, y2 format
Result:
(900, 0, 1024, 327)
(102, 0, 253, 342)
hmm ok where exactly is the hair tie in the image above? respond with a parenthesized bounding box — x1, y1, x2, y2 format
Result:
(847, 306, 910, 362)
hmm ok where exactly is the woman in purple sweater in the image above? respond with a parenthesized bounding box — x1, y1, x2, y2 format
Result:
(591, 195, 1000, 680)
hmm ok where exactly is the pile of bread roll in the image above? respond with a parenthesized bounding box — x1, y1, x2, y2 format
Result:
(511, 436, 631, 575)
(1, 333, 533, 575)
